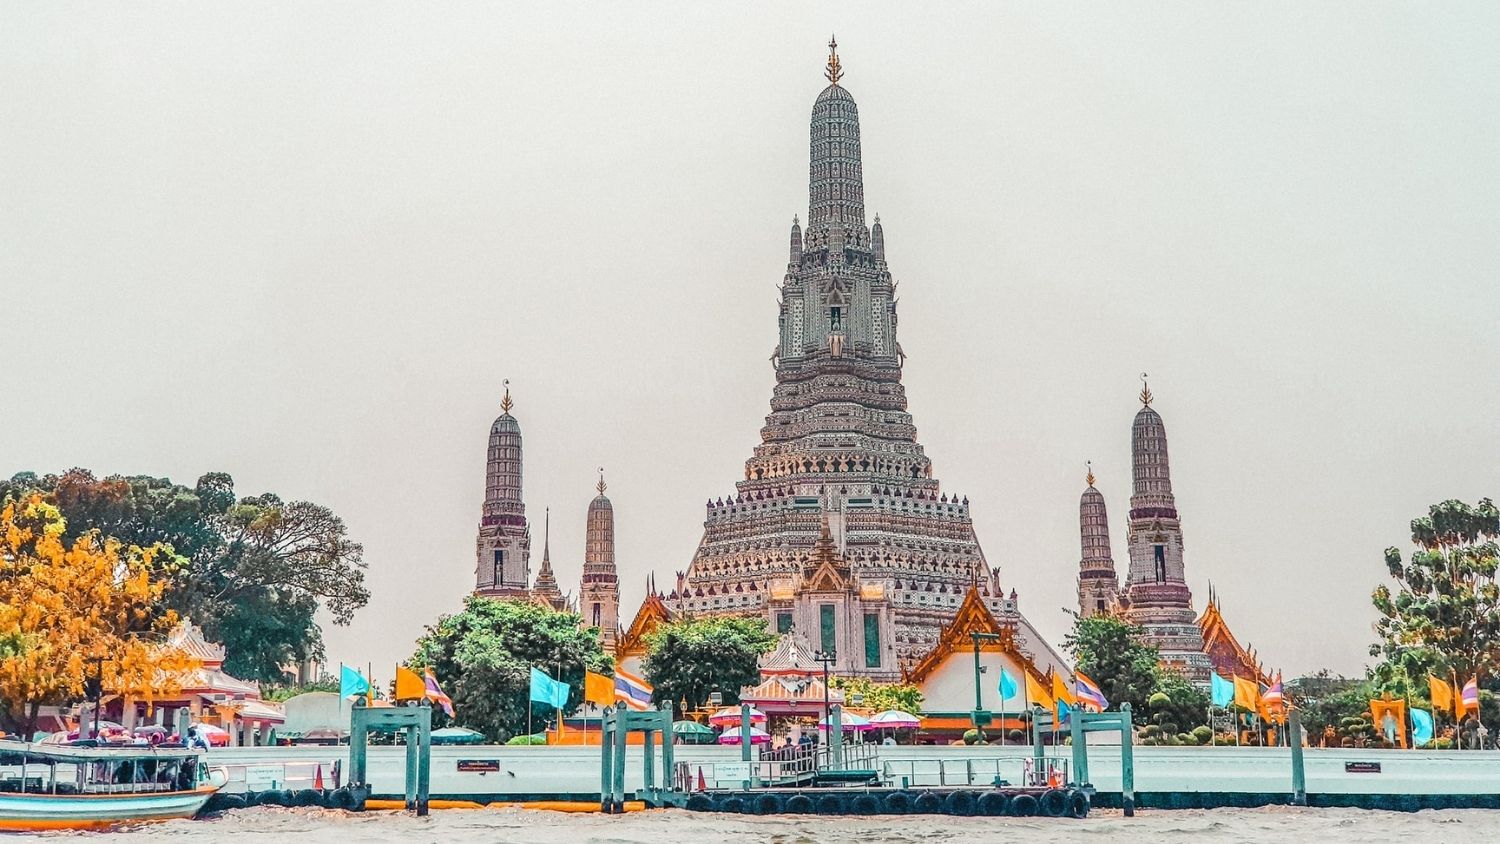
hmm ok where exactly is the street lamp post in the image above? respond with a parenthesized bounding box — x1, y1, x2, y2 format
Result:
(970, 632, 1001, 738)
(814, 650, 837, 744)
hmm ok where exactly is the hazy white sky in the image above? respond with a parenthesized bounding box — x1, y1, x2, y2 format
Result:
(4, 2, 1498, 682)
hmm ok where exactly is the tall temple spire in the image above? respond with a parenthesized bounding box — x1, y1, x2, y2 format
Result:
(1121, 380, 1208, 679)
(531, 506, 566, 610)
(670, 46, 1076, 685)
(580, 471, 620, 648)
(1077, 463, 1118, 617)
(474, 379, 530, 597)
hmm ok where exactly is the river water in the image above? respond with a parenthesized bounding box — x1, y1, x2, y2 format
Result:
(81, 806, 1500, 843)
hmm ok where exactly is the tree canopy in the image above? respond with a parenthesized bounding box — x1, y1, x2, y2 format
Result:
(829, 676, 924, 714)
(1063, 613, 1161, 721)
(0, 495, 190, 735)
(409, 597, 611, 742)
(641, 616, 778, 715)
(1, 469, 369, 681)
(1372, 498, 1500, 687)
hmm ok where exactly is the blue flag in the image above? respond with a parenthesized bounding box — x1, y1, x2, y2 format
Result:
(529, 667, 570, 709)
(1210, 672, 1235, 708)
(1411, 708, 1434, 747)
(340, 665, 370, 699)
(998, 669, 1019, 702)
(1056, 698, 1072, 725)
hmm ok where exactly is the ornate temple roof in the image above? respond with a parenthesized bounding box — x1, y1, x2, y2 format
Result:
(165, 620, 225, 668)
(615, 578, 671, 661)
(759, 632, 822, 677)
(1196, 589, 1268, 684)
(741, 673, 842, 709)
(904, 586, 1051, 686)
(797, 516, 853, 593)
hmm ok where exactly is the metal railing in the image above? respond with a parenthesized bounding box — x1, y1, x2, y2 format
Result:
(882, 755, 1069, 789)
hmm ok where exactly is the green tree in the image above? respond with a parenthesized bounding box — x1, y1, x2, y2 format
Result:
(829, 676, 924, 714)
(410, 597, 611, 742)
(1372, 498, 1500, 685)
(1062, 613, 1160, 722)
(641, 616, 777, 715)
(1, 469, 369, 681)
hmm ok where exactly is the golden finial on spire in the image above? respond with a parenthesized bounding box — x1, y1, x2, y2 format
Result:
(825, 34, 843, 85)
(501, 379, 513, 414)
(1086, 460, 1095, 487)
(1139, 372, 1153, 407)
(597, 467, 607, 495)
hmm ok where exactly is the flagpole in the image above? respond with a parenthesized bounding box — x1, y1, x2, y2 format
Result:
(998, 671, 1005, 748)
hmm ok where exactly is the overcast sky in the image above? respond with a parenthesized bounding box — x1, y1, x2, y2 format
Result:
(4, 2, 1498, 682)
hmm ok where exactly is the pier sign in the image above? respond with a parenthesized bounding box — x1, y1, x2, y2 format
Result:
(716, 763, 751, 782)
(457, 760, 501, 773)
(1345, 762, 1382, 774)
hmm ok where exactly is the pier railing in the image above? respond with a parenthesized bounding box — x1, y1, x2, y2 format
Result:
(882, 754, 1069, 789)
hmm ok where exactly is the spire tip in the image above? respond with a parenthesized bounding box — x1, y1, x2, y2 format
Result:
(824, 35, 843, 85)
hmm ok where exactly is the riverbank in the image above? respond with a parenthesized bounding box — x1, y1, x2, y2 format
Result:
(92, 805, 1500, 843)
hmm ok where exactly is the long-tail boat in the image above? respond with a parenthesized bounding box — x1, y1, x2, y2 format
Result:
(0, 741, 220, 830)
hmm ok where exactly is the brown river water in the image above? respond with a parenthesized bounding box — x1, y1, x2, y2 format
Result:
(73, 806, 1500, 843)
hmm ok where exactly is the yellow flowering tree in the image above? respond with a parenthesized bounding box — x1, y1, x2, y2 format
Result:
(0, 495, 188, 737)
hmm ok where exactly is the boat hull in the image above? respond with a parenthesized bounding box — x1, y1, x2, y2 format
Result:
(0, 786, 218, 831)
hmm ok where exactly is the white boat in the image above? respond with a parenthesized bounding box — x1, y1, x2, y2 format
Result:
(0, 740, 219, 831)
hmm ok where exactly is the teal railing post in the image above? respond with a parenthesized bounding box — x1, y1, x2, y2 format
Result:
(415, 703, 432, 816)
(642, 719, 656, 803)
(349, 698, 368, 789)
(831, 704, 844, 769)
(403, 725, 418, 810)
(658, 704, 676, 802)
(1031, 707, 1045, 784)
(1119, 702, 1135, 817)
(612, 705, 628, 813)
(738, 703, 752, 789)
(1071, 709, 1088, 786)
(1289, 708, 1307, 806)
(599, 707, 614, 812)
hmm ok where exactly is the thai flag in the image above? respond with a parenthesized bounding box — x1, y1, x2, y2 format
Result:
(1262, 674, 1285, 708)
(1462, 677, 1480, 712)
(614, 669, 654, 711)
(424, 668, 455, 718)
(1074, 671, 1109, 712)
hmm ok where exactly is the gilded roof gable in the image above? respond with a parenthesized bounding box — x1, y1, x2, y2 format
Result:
(904, 586, 1048, 686)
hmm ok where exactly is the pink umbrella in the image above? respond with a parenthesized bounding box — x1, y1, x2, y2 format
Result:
(717, 727, 770, 745)
(707, 706, 767, 726)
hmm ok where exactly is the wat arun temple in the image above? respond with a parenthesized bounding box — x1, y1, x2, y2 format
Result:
(472, 42, 1269, 691)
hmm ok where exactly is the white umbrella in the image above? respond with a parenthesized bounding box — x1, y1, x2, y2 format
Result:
(717, 727, 770, 745)
(817, 711, 872, 730)
(870, 710, 921, 729)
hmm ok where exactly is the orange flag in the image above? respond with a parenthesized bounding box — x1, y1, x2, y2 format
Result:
(1369, 696, 1408, 748)
(1026, 671, 1054, 717)
(1429, 675, 1453, 716)
(584, 671, 615, 707)
(1233, 676, 1260, 711)
(394, 666, 425, 702)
